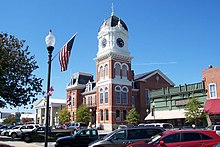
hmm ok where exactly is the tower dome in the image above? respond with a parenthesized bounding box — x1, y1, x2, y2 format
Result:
(98, 15, 128, 32)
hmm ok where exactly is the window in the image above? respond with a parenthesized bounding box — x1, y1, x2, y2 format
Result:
(83, 97, 86, 105)
(122, 64, 127, 77)
(209, 83, 217, 98)
(115, 86, 121, 104)
(115, 63, 121, 77)
(146, 89, 149, 105)
(163, 133, 180, 143)
(132, 96, 135, 106)
(100, 110, 103, 121)
(112, 130, 126, 140)
(105, 109, 109, 121)
(123, 110, 127, 120)
(105, 87, 108, 103)
(100, 66, 104, 78)
(100, 88, 103, 104)
(116, 110, 120, 121)
(122, 87, 128, 104)
(72, 97, 75, 106)
(72, 112, 74, 121)
(104, 64, 108, 78)
(182, 132, 201, 142)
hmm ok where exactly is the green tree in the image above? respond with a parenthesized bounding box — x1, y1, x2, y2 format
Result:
(126, 107, 140, 125)
(0, 33, 43, 108)
(184, 98, 207, 126)
(76, 104, 91, 125)
(58, 108, 71, 124)
(3, 114, 16, 124)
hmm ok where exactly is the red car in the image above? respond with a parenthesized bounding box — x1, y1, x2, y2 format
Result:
(127, 130, 220, 147)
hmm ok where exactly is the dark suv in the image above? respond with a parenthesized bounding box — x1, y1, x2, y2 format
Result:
(88, 127, 165, 147)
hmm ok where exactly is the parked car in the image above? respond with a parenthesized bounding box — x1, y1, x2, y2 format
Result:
(1, 125, 20, 136)
(138, 123, 173, 130)
(0, 125, 9, 134)
(9, 124, 40, 138)
(89, 127, 165, 147)
(127, 129, 220, 147)
(55, 128, 99, 147)
(21, 126, 73, 142)
(67, 122, 87, 131)
(207, 125, 220, 135)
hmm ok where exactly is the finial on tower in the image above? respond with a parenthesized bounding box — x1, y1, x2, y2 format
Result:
(111, 3, 114, 16)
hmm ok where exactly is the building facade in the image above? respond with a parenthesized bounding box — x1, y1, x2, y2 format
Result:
(35, 98, 66, 126)
(203, 66, 220, 125)
(66, 13, 174, 131)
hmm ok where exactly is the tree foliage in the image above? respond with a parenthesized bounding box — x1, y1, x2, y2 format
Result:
(3, 114, 16, 124)
(76, 104, 91, 125)
(0, 33, 43, 108)
(184, 98, 207, 125)
(58, 108, 71, 124)
(126, 107, 140, 125)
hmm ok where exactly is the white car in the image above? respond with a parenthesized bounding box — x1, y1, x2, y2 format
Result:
(1, 125, 20, 136)
(9, 124, 39, 138)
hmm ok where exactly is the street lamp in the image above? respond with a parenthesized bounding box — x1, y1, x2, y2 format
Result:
(45, 30, 55, 147)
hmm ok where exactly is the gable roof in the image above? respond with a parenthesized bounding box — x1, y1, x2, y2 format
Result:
(134, 69, 175, 86)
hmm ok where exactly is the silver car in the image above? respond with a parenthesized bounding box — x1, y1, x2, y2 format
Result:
(88, 127, 165, 147)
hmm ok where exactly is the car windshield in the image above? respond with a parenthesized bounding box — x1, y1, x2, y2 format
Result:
(147, 133, 163, 144)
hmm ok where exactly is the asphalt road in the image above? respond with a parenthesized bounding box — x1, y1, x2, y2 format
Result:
(0, 136, 55, 147)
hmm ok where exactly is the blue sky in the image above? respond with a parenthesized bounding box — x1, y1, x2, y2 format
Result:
(1, 0, 220, 113)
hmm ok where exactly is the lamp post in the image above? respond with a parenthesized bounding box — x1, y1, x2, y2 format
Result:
(45, 30, 55, 147)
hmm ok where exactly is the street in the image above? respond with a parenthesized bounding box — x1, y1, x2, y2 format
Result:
(0, 136, 55, 147)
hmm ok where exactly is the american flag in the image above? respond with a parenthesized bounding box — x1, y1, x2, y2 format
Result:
(59, 33, 77, 72)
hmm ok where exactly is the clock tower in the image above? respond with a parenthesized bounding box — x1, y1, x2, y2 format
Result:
(95, 11, 133, 130)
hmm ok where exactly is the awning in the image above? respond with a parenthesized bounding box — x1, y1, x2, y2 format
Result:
(145, 109, 186, 120)
(204, 99, 220, 114)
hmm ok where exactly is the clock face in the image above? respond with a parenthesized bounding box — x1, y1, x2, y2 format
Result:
(116, 38, 124, 48)
(101, 38, 107, 48)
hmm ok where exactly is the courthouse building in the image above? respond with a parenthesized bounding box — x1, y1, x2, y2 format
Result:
(65, 12, 175, 131)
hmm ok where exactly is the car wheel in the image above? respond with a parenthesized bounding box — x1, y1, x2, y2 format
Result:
(11, 133, 17, 138)
(24, 136, 31, 143)
(5, 132, 9, 136)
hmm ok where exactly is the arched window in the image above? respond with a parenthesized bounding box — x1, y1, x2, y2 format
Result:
(116, 110, 120, 121)
(100, 110, 103, 121)
(105, 87, 108, 103)
(100, 66, 104, 78)
(104, 64, 108, 78)
(115, 63, 121, 77)
(122, 64, 127, 77)
(115, 86, 121, 104)
(122, 87, 128, 104)
(100, 88, 103, 104)
(105, 109, 109, 121)
(123, 110, 127, 121)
